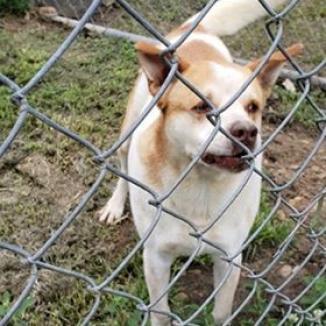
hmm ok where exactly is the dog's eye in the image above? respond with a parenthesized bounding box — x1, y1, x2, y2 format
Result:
(191, 104, 211, 114)
(245, 102, 259, 114)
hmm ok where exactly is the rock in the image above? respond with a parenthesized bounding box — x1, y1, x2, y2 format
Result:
(288, 313, 299, 323)
(282, 79, 296, 93)
(278, 264, 293, 278)
(38, 6, 58, 17)
(174, 292, 189, 302)
(277, 210, 287, 221)
(289, 196, 305, 208)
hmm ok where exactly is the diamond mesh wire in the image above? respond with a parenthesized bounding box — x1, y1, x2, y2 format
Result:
(0, 0, 325, 325)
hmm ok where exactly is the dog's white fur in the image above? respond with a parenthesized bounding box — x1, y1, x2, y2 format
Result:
(98, 1, 302, 324)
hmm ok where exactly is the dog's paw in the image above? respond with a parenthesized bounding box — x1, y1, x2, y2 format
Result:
(97, 197, 126, 225)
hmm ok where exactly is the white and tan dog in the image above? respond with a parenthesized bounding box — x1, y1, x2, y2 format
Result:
(99, 0, 302, 324)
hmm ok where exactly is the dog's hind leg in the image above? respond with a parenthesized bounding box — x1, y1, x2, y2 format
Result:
(143, 246, 174, 326)
(212, 254, 242, 324)
(98, 73, 148, 224)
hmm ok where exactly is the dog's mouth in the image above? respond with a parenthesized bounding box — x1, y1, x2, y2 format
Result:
(201, 150, 249, 172)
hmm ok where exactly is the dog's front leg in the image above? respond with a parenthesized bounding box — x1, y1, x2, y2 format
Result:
(212, 254, 242, 325)
(143, 246, 174, 326)
(98, 145, 129, 224)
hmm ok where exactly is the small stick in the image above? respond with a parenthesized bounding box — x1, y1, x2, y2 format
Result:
(38, 6, 326, 90)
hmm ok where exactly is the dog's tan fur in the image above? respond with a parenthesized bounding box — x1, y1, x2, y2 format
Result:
(98, 1, 304, 324)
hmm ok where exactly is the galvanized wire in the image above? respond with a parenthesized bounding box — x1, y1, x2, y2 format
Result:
(0, 0, 325, 325)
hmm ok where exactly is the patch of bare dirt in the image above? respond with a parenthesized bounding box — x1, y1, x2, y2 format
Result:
(263, 123, 325, 211)
(15, 153, 85, 208)
(177, 263, 213, 305)
(0, 12, 43, 31)
(0, 147, 138, 301)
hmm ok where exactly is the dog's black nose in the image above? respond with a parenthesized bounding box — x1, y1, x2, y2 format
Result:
(229, 121, 258, 149)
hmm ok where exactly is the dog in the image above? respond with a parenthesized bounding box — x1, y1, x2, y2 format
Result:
(98, 0, 303, 324)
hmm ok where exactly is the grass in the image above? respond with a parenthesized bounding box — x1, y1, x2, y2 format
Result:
(96, 0, 325, 71)
(0, 291, 34, 323)
(0, 0, 29, 15)
(0, 4, 325, 325)
(223, 0, 326, 71)
(267, 87, 325, 128)
(243, 191, 294, 262)
(0, 25, 138, 137)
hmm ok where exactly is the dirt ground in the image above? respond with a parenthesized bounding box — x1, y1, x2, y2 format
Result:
(0, 9, 325, 325)
(1, 104, 324, 324)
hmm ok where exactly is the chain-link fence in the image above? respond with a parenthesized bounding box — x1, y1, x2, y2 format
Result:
(35, 0, 326, 74)
(0, 0, 325, 325)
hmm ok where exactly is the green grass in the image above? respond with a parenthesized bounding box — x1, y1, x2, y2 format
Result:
(223, 0, 326, 70)
(0, 4, 324, 325)
(0, 291, 34, 323)
(0, 27, 140, 178)
(0, 0, 29, 15)
(268, 87, 325, 128)
(300, 276, 326, 312)
(0, 26, 138, 135)
(244, 191, 294, 262)
(0, 20, 141, 325)
(237, 284, 281, 326)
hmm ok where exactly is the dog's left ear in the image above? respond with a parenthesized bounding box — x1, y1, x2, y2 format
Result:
(135, 41, 189, 96)
(246, 43, 304, 95)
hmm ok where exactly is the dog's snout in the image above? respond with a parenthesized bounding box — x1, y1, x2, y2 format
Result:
(229, 121, 258, 149)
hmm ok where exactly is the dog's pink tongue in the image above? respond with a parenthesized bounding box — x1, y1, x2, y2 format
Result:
(203, 154, 243, 170)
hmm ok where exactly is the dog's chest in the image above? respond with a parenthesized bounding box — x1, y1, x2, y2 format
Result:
(168, 178, 226, 228)
(158, 174, 258, 254)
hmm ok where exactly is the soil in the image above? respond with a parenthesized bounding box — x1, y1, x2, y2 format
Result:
(174, 118, 326, 306)
(0, 13, 324, 324)
(263, 123, 325, 211)
(1, 114, 324, 322)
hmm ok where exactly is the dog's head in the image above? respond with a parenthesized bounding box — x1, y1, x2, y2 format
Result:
(136, 41, 303, 173)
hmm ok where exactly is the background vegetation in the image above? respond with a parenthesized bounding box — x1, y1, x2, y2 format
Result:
(0, 1, 325, 325)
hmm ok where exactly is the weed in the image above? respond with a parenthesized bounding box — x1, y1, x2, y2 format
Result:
(237, 283, 283, 326)
(300, 275, 326, 311)
(0, 0, 29, 15)
(269, 87, 325, 128)
(0, 291, 34, 322)
(244, 191, 293, 262)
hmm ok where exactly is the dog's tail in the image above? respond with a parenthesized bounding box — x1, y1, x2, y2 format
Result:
(188, 0, 287, 36)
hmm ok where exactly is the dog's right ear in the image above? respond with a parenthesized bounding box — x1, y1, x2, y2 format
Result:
(246, 43, 304, 96)
(135, 41, 189, 96)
